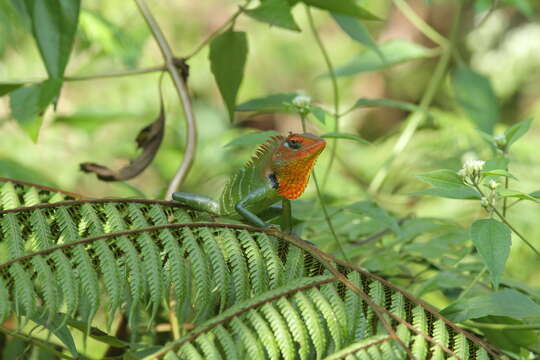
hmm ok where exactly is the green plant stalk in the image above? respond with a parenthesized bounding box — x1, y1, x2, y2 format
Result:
(474, 184, 540, 258)
(300, 113, 349, 261)
(305, 6, 341, 189)
(392, 0, 449, 47)
(503, 173, 509, 216)
(134, 0, 198, 200)
(368, 1, 463, 194)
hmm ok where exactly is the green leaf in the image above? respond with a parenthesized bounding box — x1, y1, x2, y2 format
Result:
(236, 93, 298, 112)
(441, 289, 540, 322)
(245, 0, 300, 32)
(320, 132, 369, 144)
(481, 169, 516, 180)
(209, 30, 248, 121)
(22, 0, 81, 78)
(478, 316, 538, 354)
(9, 79, 62, 141)
(348, 97, 423, 113)
(331, 13, 382, 60)
(497, 188, 538, 202)
(470, 219, 511, 289)
(415, 170, 481, 199)
(310, 106, 327, 125)
(332, 40, 433, 77)
(302, 0, 379, 20)
(452, 65, 499, 134)
(0, 83, 23, 97)
(347, 201, 400, 234)
(224, 130, 280, 148)
(505, 118, 532, 148)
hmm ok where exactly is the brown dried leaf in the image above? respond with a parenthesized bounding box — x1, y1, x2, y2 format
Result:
(80, 102, 165, 181)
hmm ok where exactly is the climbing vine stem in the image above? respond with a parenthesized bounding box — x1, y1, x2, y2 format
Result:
(306, 6, 341, 190)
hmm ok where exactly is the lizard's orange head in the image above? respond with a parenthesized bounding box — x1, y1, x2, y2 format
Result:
(271, 133, 326, 199)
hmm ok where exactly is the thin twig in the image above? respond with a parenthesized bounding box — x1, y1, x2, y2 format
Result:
(184, 6, 246, 59)
(457, 267, 486, 301)
(368, 1, 463, 194)
(133, 0, 198, 200)
(300, 114, 348, 261)
(0, 65, 165, 85)
(305, 6, 340, 189)
(393, 0, 449, 47)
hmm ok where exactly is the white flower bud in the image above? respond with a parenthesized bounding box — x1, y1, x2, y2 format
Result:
(480, 197, 489, 207)
(488, 179, 499, 190)
(292, 95, 311, 108)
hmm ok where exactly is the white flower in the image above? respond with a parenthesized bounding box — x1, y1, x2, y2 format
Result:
(459, 159, 485, 184)
(292, 95, 311, 108)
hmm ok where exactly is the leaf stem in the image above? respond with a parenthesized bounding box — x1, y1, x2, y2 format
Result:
(457, 267, 486, 301)
(474, 184, 540, 258)
(305, 6, 340, 189)
(368, 1, 463, 194)
(134, 0, 198, 199)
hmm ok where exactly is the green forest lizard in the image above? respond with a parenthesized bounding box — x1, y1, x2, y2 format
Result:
(172, 133, 326, 231)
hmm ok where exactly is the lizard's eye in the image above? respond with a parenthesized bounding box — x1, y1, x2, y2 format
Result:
(285, 139, 301, 150)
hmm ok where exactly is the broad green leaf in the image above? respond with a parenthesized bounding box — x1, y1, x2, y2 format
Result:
(415, 170, 481, 199)
(320, 132, 370, 145)
(0, 83, 23, 96)
(331, 13, 382, 60)
(441, 289, 540, 322)
(348, 98, 423, 113)
(30, 313, 79, 358)
(332, 40, 433, 77)
(302, 0, 379, 20)
(9, 79, 62, 141)
(452, 65, 499, 134)
(245, 0, 300, 31)
(479, 316, 538, 354)
(22, 0, 80, 79)
(470, 219, 511, 289)
(209, 30, 248, 121)
(224, 130, 280, 148)
(497, 189, 538, 202)
(505, 118, 532, 148)
(310, 106, 327, 125)
(347, 201, 400, 234)
(236, 93, 298, 112)
(529, 190, 540, 198)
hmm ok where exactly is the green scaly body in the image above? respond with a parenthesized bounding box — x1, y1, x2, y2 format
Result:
(172, 133, 325, 230)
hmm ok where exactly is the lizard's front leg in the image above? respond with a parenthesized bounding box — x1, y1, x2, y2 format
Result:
(172, 192, 219, 214)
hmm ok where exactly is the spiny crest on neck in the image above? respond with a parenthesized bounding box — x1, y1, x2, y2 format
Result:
(244, 135, 284, 169)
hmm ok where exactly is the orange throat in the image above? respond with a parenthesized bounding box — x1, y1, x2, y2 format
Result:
(275, 155, 319, 199)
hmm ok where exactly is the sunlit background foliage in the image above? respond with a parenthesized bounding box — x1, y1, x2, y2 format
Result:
(1, 0, 540, 357)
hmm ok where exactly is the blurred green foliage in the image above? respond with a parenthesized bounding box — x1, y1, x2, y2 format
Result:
(1, 0, 540, 357)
